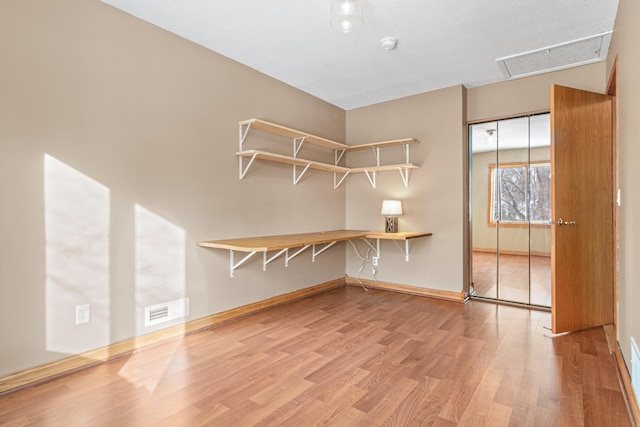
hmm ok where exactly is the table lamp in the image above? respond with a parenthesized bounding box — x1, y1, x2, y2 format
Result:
(381, 200, 403, 233)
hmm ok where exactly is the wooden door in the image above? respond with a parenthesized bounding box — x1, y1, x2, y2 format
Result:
(551, 85, 614, 334)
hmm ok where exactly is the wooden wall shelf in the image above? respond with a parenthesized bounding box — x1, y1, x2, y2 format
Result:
(237, 119, 420, 189)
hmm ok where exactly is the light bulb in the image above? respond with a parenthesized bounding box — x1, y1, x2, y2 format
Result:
(331, 0, 362, 33)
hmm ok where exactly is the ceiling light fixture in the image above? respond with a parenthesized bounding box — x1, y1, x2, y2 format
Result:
(330, 0, 362, 33)
(486, 129, 497, 145)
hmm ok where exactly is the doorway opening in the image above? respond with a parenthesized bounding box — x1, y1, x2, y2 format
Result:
(469, 113, 551, 309)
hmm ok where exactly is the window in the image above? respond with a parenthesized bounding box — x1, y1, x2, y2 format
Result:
(489, 162, 551, 224)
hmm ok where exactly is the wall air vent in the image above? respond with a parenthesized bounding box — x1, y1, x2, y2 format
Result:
(496, 31, 612, 80)
(144, 298, 189, 327)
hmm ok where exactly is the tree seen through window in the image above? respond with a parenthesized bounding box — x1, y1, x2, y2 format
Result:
(490, 163, 551, 224)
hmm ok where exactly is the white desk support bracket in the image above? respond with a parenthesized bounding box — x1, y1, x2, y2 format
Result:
(393, 239, 412, 262)
(229, 241, 340, 276)
(230, 250, 257, 277)
(286, 245, 310, 267)
(360, 238, 412, 262)
(312, 241, 337, 262)
(263, 249, 288, 271)
(361, 238, 379, 257)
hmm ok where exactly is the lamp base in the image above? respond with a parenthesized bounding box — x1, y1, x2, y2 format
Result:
(384, 216, 398, 233)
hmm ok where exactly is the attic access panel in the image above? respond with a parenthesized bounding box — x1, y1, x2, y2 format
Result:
(496, 32, 612, 79)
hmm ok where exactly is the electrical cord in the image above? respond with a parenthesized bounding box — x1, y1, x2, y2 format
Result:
(347, 240, 379, 290)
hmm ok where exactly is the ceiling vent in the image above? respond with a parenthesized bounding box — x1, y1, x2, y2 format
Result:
(496, 31, 612, 79)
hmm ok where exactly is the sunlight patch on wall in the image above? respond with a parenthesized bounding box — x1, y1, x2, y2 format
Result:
(44, 155, 110, 355)
(134, 205, 186, 335)
(123, 205, 187, 393)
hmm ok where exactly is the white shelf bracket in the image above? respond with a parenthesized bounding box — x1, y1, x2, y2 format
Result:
(263, 249, 288, 271)
(391, 239, 411, 262)
(370, 146, 381, 166)
(285, 245, 310, 266)
(293, 162, 312, 185)
(334, 170, 351, 189)
(361, 238, 379, 257)
(293, 137, 306, 157)
(292, 137, 309, 185)
(335, 149, 346, 166)
(368, 147, 381, 188)
(230, 250, 257, 277)
(403, 143, 410, 164)
(398, 167, 411, 188)
(362, 169, 377, 189)
(312, 241, 337, 262)
(239, 122, 252, 151)
(239, 153, 259, 180)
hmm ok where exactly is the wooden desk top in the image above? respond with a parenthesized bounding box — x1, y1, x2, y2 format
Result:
(198, 230, 432, 252)
(364, 231, 432, 240)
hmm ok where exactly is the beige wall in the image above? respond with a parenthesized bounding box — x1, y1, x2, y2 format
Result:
(467, 62, 607, 122)
(0, 0, 346, 376)
(342, 64, 605, 293)
(607, 0, 640, 376)
(345, 86, 466, 291)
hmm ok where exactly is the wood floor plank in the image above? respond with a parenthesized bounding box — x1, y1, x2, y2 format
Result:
(0, 287, 632, 426)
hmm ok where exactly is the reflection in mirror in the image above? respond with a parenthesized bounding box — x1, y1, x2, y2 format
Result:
(469, 113, 551, 307)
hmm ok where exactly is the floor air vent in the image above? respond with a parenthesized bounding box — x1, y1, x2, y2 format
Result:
(496, 32, 612, 80)
(144, 298, 189, 327)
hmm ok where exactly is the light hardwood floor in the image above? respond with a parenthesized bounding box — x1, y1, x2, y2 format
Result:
(0, 287, 631, 426)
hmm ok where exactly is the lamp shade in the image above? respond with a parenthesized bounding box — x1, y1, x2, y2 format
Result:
(381, 200, 403, 216)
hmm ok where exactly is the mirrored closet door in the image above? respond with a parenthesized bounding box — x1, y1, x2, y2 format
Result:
(469, 113, 551, 307)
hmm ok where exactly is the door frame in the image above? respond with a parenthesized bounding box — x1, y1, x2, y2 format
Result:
(606, 55, 619, 339)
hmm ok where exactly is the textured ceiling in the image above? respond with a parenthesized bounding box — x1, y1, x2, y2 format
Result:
(101, 0, 619, 110)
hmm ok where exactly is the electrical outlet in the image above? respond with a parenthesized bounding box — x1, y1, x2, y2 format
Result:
(75, 304, 90, 325)
(372, 256, 379, 266)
